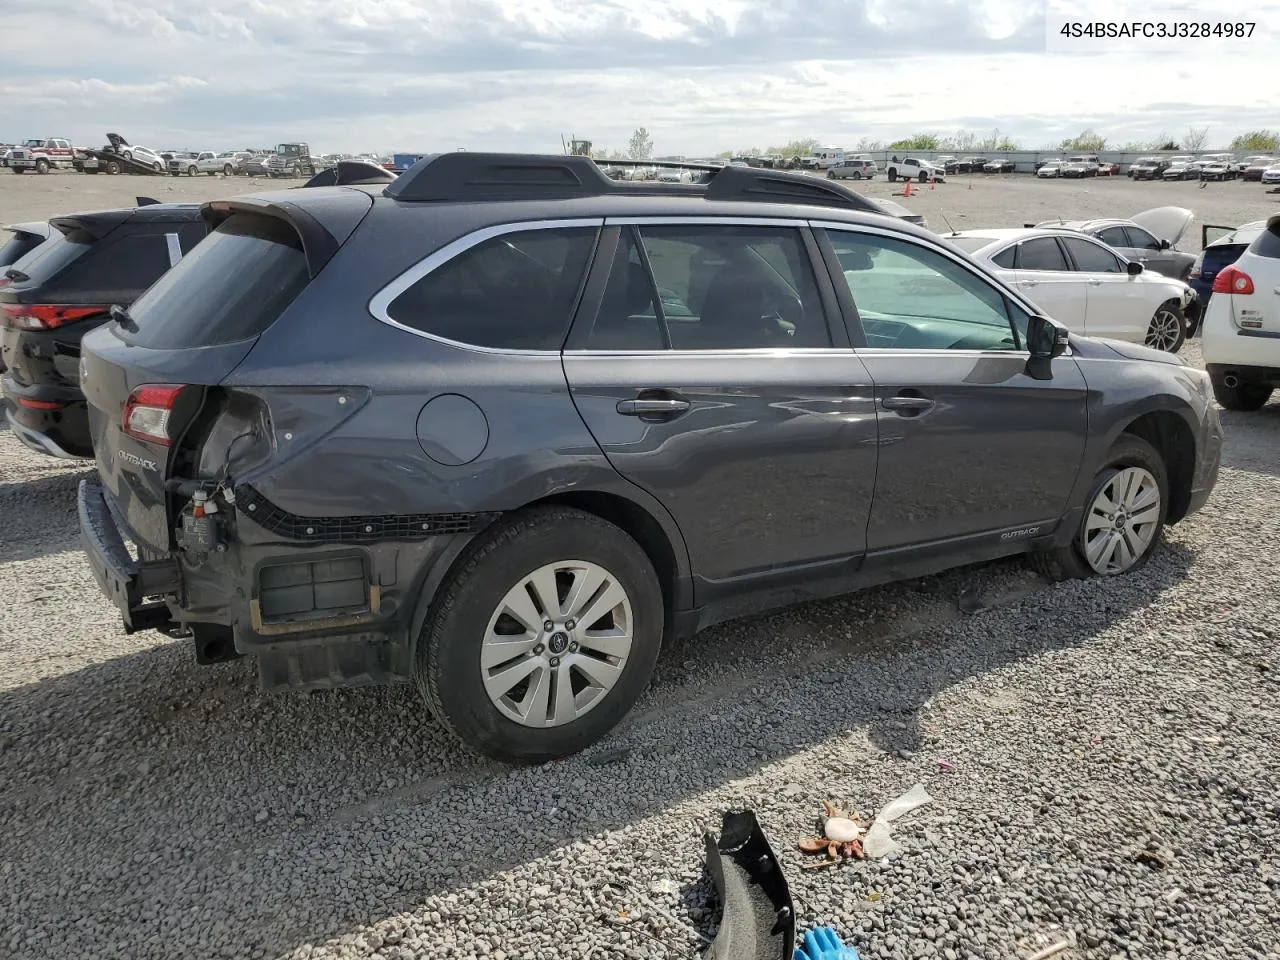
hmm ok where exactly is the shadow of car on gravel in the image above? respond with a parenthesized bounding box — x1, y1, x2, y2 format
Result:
(1216, 403, 1280, 479)
(0, 539, 1197, 959)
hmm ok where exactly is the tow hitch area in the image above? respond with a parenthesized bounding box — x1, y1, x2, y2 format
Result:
(703, 810, 796, 960)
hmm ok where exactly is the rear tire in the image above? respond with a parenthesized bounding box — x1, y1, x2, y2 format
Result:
(415, 506, 664, 763)
(1031, 435, 1168, 582)
(1210, 376, 1273, 411)
(1144, 300, 1186, 353)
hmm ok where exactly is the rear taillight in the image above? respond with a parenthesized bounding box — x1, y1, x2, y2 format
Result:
(0, 303, 108, 330)
(1213, 265, 1254, 295)
(123, 384, 187, 447)
(17, 398, 62, 410)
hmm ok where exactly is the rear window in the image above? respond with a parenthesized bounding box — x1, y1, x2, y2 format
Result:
(944, 236, 997, 254)
(4, 232, 90, 284)
(0, 230, 46, 268)
(1250, 222, 1280, 260)
(118, 213, 308, 349)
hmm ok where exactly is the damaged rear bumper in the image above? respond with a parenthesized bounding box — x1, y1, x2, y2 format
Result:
(78, 479, 181, 633)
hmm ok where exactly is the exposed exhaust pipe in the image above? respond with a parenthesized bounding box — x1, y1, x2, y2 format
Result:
(1223, 372, 1240, 388)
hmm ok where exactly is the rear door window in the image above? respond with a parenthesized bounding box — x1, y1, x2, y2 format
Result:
(117, 213, 310, 349)
(1015, 238, 1070, 271)
(383, 227, 598, 350)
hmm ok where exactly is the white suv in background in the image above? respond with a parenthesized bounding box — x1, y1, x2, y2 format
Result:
(1201, 213, 1280, 410)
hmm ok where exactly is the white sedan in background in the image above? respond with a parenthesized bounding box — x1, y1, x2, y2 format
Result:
(944, 228, 1197, 352)
(1036, 160, 1064, 178)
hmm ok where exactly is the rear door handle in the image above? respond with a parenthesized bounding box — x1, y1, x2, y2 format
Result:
(616, 397, 690, 416)
(881, 396, 935, 413)
(1089, 279, 1102, 286)
(1020, 279, 1038, 287)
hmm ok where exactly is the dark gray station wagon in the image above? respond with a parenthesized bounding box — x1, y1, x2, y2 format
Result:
(78, 154, 1223, 762)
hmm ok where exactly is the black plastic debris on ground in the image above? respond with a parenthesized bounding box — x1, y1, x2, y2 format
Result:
(703, 810, 796, 960)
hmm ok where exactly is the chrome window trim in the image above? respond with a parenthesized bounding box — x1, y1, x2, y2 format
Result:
(563, 347, 856, 358)
(602, 216, 810, 227)
(366, 217, 605, 356)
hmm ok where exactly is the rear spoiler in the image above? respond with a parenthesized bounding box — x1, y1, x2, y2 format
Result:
(48, 209, 132, 241)
(3, 220, 51, 239)
(201, 197, 346, 278)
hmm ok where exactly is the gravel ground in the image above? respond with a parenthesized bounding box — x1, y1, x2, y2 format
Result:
(2, 176, 1280, 960)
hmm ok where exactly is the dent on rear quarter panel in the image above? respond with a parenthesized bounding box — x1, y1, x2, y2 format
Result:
(219, 200, 671, 519)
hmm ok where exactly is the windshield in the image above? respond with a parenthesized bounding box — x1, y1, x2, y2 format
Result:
(276, 144, 302, 157)
(22, 139, 42, 147)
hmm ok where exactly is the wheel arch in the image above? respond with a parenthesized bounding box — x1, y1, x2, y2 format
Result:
(406, 486, 693, 662)
(1117, 408, 1197, 524)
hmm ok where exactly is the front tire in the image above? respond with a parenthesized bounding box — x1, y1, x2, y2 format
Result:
(223, 164, 233, 175)
(187, 165, 198, 176)
(35, 158, 49, 174)
(918, 171, 928, 183)
(1144, 300, 1186, 353)
(1032, 435, 1168, 582)
(887, 169, 897, 182)
(415, 506, 664, 763)
(1210, 376, 1273, 411)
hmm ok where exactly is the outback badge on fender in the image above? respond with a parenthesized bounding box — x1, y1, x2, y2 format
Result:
(116, 449, 158, 472)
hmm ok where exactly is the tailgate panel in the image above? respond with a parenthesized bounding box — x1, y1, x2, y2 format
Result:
(81, 328, 257, 551)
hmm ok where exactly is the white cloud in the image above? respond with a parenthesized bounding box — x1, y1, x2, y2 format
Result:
(0, 0, 1277, 154)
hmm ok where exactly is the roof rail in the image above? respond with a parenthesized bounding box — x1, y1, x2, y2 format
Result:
(382, 151, 879, 213)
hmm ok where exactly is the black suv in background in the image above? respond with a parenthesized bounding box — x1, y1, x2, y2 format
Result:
(77, 154, 1221, 763)
(1, 200, 207, 458)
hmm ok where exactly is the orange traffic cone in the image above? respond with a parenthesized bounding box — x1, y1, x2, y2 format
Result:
(903, 180, 912, 197)
(930, 178, 935, 189)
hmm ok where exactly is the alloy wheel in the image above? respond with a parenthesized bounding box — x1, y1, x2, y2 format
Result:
(1083, 467, 1161, 574)
(480, 560, 634, 728)
(1145, 308, 1183, 352)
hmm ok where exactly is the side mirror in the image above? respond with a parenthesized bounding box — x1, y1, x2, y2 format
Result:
(1127, 260, 1144, 276)
(1026, 314, 1070, 359)
(1160, 238, 1171, 249)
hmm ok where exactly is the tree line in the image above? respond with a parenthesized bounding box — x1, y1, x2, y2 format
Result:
(590, 126, 1280, 160)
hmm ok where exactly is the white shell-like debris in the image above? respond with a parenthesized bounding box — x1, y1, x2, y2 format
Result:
(823, 817, 863, 842)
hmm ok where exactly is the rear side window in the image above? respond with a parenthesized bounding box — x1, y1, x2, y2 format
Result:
(119, 213, 309, 349)
(383, 227, 597, 350)
(1251, 222, 1280, 259)
(0, 230, 45, 268)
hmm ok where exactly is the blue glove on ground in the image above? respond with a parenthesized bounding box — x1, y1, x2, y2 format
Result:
(794, 925, 861, 960)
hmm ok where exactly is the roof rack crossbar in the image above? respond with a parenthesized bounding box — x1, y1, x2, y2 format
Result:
(381, 152, 878, 212)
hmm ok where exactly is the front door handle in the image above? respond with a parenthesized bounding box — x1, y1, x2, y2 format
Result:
(1089, 279, 1102, 286)
(881, 395, 935, 414)
(1020, 279, 1039, 287)
(616, 395, 691, 418)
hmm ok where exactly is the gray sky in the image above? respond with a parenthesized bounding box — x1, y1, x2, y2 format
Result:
(2, 0, 1277, 155)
